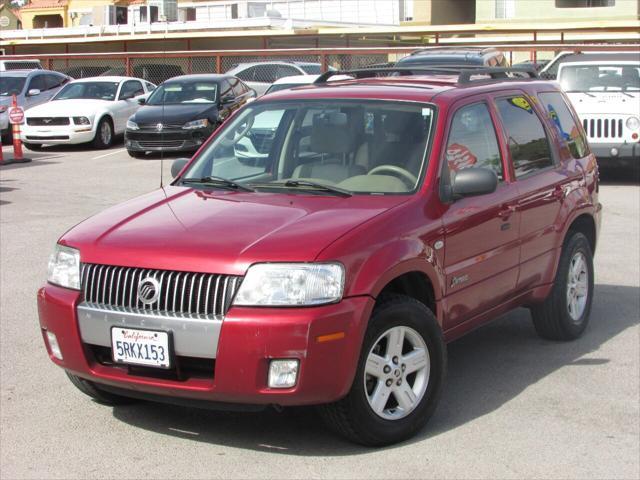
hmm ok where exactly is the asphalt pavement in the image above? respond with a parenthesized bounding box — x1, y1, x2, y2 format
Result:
(1, 142, 638, 479)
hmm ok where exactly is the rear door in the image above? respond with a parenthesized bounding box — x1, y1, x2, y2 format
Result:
(492, 92, 577, 291)
(441, 97, 521, 330)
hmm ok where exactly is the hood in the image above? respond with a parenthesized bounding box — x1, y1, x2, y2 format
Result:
(25, 99, 111, 117)
(132, 104, 219, 125)
(566, 91, 640, 114)
(62, 186, 409, 275)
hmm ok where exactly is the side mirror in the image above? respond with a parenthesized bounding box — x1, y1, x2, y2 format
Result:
(171, 158, 189, 178)
(137, 97, 146, 105)
(220, 96, 234, 105)
(27, 89, 41, 96)
(450, 167, 498, 199)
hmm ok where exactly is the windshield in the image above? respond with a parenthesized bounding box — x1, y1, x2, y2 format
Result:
(180, 100, 435, 195)
(146, 82, 218, 105)
(560, 64, 640, 92)
(53, 81, 119, 101)
(0, 77, 26, 96)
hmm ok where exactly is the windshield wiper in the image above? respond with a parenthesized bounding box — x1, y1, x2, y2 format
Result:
(180, 175, 254, 192)
(251, 180, 352, 197)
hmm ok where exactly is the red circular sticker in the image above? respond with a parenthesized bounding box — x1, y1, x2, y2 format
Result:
(8, 107, 24, 125)
(446, 143, 477, 171)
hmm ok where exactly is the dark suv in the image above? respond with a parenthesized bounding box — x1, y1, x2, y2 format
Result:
(38, 67, 601, 446)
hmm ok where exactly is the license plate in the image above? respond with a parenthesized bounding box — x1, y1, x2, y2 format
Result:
(111, 327, 171, 369)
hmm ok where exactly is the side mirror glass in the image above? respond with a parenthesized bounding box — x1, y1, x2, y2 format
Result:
(137, 97, 146, 105)
(450, 167, 498, 199)
(27, 88, 41, 96)
(171, 158, 189, 178)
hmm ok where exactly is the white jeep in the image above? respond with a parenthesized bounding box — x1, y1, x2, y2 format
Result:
(557, 60, 640, 170)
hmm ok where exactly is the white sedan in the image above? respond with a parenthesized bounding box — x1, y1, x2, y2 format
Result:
(20, 76, 155, 150)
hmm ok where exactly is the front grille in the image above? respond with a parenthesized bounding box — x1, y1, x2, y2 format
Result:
(27, 117, 70, 126)
(127, 131, 188, 141)
(81, 264, 242, 318)
(582, 117, 624, 139)
(138, 140, 185, 148)
(138, 123, 184, 130)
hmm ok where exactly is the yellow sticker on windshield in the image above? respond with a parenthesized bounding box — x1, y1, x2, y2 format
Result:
(509, 97, 533, 113)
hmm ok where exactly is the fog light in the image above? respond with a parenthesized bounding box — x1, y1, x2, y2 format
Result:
(610, 147, 619, 157)
(46, 331, 63, 360)
(268, 359, 299, 388)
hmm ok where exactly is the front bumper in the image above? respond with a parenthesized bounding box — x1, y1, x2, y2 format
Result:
(38, 284, 374, 406)
(125, 127, 214, 152)
(590, 141, 640, 167)
(20, 125, 95, 145)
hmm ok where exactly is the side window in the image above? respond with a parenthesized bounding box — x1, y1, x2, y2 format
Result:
(235, 66, 256, 82)
(44, 74, 64, 90)
(231, 78, 244, 97)
(119, 80, 144, 100)
(275, 65, 303, 79)
(445, 103, 503, 180)
(28, 75, 46, 92)
(145, 81, 156, 92)
(538, 92, 589, 159)
(254, 65, 277, 83)
(495, 96, 553, 178)
(219, 80, 234, 101)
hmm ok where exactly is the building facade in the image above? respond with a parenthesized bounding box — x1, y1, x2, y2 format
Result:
(477, 0, 639, 22)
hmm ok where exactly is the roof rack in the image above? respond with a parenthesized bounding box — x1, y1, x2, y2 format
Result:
(314, 66, 538, 85)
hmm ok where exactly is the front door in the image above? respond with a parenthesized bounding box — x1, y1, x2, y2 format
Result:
(440, 99, 521, 330)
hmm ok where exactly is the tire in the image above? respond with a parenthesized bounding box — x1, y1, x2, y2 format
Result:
(530, 231, 594, 341)
(319, 294, 447, 446)
(127, 150, 146, 159)
(92, 117, 114, 149)
(23, 142, 42, 151)
(66, 372, 136, 406)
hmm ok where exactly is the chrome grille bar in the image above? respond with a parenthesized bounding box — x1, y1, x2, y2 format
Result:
(81, 264, 241, 318)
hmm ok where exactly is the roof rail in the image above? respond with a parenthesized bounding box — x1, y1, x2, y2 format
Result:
(314, 66, 538, 85)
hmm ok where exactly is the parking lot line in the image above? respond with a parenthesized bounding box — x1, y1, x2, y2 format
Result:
(92, 148, 126, 160)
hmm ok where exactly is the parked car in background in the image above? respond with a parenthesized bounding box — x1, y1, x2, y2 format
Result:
(100, 64, 185, 86)
(225, 61, 309, 95)
(20, 76, 155, 150)
(514, 59, 550, 72)
(0, 69, 71, 143)
(0, 59, 42, 71)
(557, 59, 640, 171)
(396, 47, 508, 68)
(38, 67, 601, 446)
(263, 73, 353, 95)
(540, 51, 639, 79)
(125, 74, 255, 157)
(61, 65, 111, 79)
(293, 62, 336, 74)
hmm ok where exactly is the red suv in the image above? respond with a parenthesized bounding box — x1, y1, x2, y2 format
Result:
(38, 67, 601, 446)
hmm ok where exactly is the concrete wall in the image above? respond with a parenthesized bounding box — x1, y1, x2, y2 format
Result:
(476, 0, 639, 22)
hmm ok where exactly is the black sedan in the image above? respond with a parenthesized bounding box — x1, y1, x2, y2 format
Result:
(125, 74, 255, 157)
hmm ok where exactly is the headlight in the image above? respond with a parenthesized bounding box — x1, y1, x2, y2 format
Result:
(72, 116, 90, 126)
(233, 263, 345, 306)
(126, 119, 139, 130)
(182, 119, 209, 130)
(626, 116, 640, 131)
(47, 244, 81, 290)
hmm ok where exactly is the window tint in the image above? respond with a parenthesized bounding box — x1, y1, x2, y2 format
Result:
(235, 66, 255, 82)
(28, 75, 46, 92)
(275, 65, 302, 79)
(445, 103, 503, 179)
(539, 92, 589, 159)
(119, 80, 144, 99)
(496, 96, 553, 178)
(45, 74, 65, 90)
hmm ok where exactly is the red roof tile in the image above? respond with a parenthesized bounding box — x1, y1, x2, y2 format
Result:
(21, 0, 69, 11)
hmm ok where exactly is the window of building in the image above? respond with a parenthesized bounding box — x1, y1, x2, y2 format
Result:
(495, 97, 554, 178)
(495, 0, 515, 19)
(556, 0, 615, 7)
(181, 7, 196, 21)
(140, 5, 159, 23)
(445, 103, 503, 179)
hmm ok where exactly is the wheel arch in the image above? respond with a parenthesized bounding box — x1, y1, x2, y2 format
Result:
(565, 213, 597, 254)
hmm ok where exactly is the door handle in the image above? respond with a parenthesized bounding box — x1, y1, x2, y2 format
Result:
(498, 205, 516, 219)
